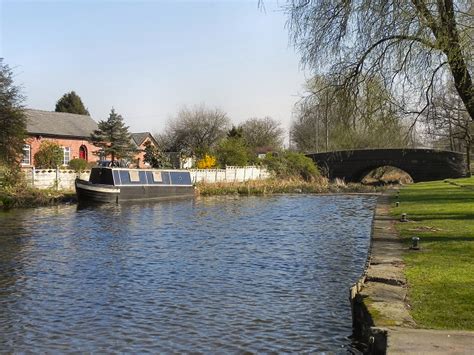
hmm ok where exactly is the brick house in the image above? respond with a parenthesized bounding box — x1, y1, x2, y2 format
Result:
(131, 132, 159, 168)
(22, 109, 100, 167)
(22, 109, 159, 168)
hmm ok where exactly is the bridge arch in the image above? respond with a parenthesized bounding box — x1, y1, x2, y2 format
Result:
(307, 148, 466, 183)
(356, 165, 414, 185)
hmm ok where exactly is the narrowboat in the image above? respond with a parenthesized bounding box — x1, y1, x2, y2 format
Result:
(75, 167, 195, 203)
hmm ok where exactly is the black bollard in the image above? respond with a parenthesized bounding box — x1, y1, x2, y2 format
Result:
(410, 237, 420, 250)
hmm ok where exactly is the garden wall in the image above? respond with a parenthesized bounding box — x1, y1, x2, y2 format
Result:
(23, 168, 90, 190)
(22, 166, 271, 190)
(189, 166, 271, 183)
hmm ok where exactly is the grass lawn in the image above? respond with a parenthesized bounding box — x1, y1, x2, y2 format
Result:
(391, 177, 474, 330)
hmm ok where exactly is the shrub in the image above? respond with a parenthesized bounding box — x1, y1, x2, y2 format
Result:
(197, 154, 217, 169)
(34, 141, 63, 168)
(68, 158, 88, 172)
(215, 138, 249, 167)
(0, 164, 24, 189)
(263, 151, 319, 181)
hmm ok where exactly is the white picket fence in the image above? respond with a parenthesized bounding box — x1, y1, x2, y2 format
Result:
(189, 166, 271, 183)
(23, 168, 90, 190)
(22, 166, 271, 190)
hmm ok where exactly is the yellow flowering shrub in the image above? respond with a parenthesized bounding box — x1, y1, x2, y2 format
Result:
(197, 154, 217, 169)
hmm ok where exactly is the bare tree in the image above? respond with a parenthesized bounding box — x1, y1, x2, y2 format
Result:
(240, 116, 284, 151)
(423, 83, 472, 174)
(286, 0, 474, 120)
(159, 105, 230, 157)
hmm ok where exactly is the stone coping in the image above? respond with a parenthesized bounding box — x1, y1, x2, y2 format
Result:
(353, 191, 474, 354)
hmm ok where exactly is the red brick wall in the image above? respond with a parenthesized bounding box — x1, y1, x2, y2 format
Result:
(23, 136, 100, 167)
(23, 135, 158, 168)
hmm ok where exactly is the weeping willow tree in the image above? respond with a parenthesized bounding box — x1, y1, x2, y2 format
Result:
(285, 0, 474, 121)
(422, 81, 473, 173)
(291, 75, 413, 152)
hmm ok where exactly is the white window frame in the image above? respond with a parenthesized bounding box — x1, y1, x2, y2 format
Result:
(21, 144, 31, 165)
(63, 147, 71, 166)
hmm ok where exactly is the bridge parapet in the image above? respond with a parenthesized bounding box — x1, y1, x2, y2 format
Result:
(307, 148, 467, 182)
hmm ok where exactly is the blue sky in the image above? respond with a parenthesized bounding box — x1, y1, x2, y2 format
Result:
(1, 0, 308, 140)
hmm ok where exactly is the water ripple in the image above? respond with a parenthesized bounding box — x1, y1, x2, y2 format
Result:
(0, 194, 375, 353)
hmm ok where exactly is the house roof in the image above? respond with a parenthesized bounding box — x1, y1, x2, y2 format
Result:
(25, 109, 98, 138)
(131, 132, 158, 147)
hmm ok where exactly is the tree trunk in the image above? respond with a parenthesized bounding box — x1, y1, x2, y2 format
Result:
(324, 92, 329, 151)
(466, 141, 472, 177)
(315, 112, 319, 153)
(448, 119, 454, 151)
(438, 0, 474, 121)
(447, 55, 474, 122)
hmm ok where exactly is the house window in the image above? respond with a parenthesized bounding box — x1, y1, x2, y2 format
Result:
(63, 147, 71, 165)
(21, 145, 31, 165)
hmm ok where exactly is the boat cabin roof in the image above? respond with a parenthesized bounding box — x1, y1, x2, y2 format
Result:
(90, 167, 192, 186)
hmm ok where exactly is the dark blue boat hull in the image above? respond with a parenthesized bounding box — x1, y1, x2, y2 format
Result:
(75, 179, 195, 204)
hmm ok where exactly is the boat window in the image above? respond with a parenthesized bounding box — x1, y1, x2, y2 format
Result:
(163, 171, 171, 184)
(139, 171, 147, 183)
(145, 171, 154, 184)
(113, 170, 121, 185)
(129, 170, 140, 182)
(152, 171, 162, 182)
(119, 170, 131, 184)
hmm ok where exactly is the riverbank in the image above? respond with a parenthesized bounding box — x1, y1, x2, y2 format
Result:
(352, 178, 474, 353)
(391, 177, 474, 330)
(350, 192, 412, 353)
(1, 178, 385, 210)
(196, 178, 383, 196)
(0, 187, 76, 210)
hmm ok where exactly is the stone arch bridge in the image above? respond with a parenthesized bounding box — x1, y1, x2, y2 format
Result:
(307, 148, 467, 183)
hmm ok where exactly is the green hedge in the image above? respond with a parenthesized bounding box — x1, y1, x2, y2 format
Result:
(263, 151, 319, 181)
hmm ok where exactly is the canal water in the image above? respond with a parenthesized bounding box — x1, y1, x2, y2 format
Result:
(0, 194, 375, 353)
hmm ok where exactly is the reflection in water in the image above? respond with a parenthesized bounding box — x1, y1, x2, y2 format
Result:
(0, 195, 375, 352)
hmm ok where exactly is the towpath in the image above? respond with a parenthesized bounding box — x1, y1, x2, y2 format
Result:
(359, 193, 474, 354)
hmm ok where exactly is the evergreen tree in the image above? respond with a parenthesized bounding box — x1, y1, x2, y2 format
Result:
(227, 125, 243, 139)
(55, 91, 89, 115)
(0, 59, 27, 167)
(143, 141, 171, 168)
(90, 108, 136, 163)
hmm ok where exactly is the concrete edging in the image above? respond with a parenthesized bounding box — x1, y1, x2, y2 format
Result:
(350, 191, 474, 354)
(350, 191, 414, 354)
